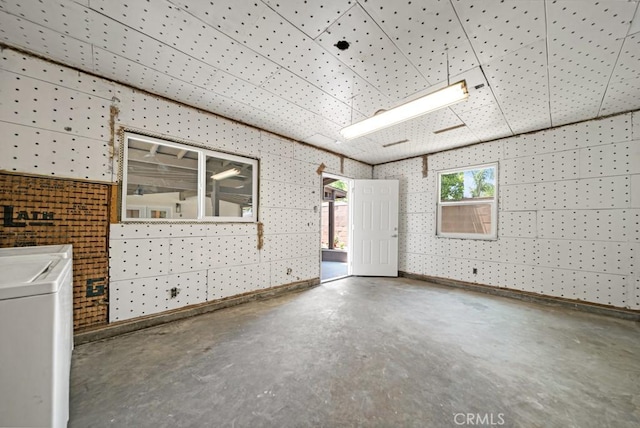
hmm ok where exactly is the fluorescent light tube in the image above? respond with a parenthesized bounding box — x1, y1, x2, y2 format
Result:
(211, 168, 240, 180)
(340, 80, 468, 140)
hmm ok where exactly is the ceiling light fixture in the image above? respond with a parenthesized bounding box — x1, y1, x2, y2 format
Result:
(340, 80, 469, 140)
(211, 168, 240, 180)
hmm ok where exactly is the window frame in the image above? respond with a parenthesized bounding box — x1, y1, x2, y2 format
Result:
(121, 132, 258, 223)
(436, 162, 498, 240)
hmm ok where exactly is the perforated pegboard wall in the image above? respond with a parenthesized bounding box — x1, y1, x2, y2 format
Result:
(4, 14, 638, 322)
(0, 46, 375, 324)
(633, 277, 640, 310)
(377, 108, 639, 310)
(110, 270, 207, 322)
(208, 263, 271, 301)
(111, 81, 370, 323)
(117, 91, 262, 158)
(0, 50, 114, 181)
(107, 77, 371, 322)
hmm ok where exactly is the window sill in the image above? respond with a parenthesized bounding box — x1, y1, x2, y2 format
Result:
(119, 219, 258, 224)
(436, 234, 498, 241)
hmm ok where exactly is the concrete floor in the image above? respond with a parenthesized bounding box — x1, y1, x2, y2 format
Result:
(70, 277, 640, 427)
(321, 261, 348, 281)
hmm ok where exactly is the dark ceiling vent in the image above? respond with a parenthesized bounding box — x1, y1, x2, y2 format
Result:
(334, 40, 350, 50)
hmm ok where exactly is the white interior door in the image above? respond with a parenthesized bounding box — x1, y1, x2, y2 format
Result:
(351, 179, 399, 276)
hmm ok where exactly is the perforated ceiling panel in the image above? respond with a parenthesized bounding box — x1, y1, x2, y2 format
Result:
(483, 39, 551, 134)
(263, 0, 353, 39)
(1, 0, 639, 164)
(601, 33, 640, 116)
(364, 0, 478, 85)
(546, 0, 637, 126)
(316, 4, 428, 101)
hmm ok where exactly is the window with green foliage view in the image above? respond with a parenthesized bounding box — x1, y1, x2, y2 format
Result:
(437, 164, 498, 239)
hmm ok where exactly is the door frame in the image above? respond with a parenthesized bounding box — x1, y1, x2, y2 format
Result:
(320, 172, 353, 282)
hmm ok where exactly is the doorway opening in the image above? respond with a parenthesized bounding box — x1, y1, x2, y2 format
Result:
(321, 174, 351, 282)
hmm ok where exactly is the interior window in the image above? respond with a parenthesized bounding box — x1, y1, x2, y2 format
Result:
(437, 163, 498, 239)
(122, 133, 258, 222)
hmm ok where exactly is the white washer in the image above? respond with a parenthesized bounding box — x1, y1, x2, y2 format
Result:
(0, 244, 72, 259)
(0, 245, 73, 428)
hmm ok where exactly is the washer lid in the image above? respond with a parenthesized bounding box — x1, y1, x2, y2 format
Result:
(0, 256, 70, 300)
(0, 244, 72, 259)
